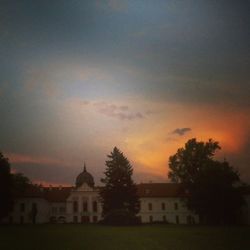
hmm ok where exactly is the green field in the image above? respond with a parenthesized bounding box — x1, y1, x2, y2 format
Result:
(1, 224, 249, 250)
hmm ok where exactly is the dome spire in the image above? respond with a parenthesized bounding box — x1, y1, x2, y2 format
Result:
(76, 162, 95, 188)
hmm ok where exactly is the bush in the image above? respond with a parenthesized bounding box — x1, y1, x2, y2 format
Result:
(101, 209, 141, 226)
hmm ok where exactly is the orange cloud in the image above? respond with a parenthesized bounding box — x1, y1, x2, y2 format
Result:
(122, 101, 250, 180)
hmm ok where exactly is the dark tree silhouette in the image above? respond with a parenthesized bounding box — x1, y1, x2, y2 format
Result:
(0, 152, 32, 221)
(0, 152, 12, 221)
(100, 147, 140, 225)
(168, 138, 244, 224)
(11, 173, 31, 196)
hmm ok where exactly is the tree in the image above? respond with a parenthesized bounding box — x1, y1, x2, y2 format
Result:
(168, 138, 221, 184)
(168, 138, 244, 224)
(0, 152, 12, 221)
(100, 147, 140, 225)
(0, 152, 32, 222)
(11, 173, 32, 196)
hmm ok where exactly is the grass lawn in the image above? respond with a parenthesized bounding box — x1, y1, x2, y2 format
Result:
(0, 224, 249, 250)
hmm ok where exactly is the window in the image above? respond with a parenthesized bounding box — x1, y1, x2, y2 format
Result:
(174, 202, 178, 210)
(161, 202, 166, 210)
(52, 207, 57, 213)
(83, 201, 88, 212)
(81, 216, 90, 223)
(93, 216, 98, 223)
(10, 202, 14, 212)
(59, 207, 65, 213)
(163, 215, 166, 222)
(149, 215, 153, 223)
(50, 216, 57, 223)
(92, 201, 98, 212)
(9, 216, 13, 224)
(32, 203, 37, 212)
(73, 216, 78, 223)
(73, 201, 78, 213)
(187, 215, 195, 225)
(20, 203, 25, 212)
(138, 216, 142, 223)
(148, 203, 152, 211)
(176, 215, 179, 224)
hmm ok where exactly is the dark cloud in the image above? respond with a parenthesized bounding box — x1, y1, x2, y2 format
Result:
(93, 101, 145, 121)
(172, 128, 192, 136)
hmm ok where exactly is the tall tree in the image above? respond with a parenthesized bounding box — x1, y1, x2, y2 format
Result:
(0, 152, 12, 221)
(100, 147, 140, 224)
(168, 138, 244, 224)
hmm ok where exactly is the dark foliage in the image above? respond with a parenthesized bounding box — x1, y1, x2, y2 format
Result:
(0, 152, 12, 220)
(100, 147, 140, 225)
(11, 172, 32, 197)
(101, 209, 141, 226)
(168, 138, 244, 224)
(0, 152, 32, 221)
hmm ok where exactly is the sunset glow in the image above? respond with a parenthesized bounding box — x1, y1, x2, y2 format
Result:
(0, 0, 249, 185)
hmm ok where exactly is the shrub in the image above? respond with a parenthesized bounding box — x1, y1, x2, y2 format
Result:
(101, 209, 141, 226)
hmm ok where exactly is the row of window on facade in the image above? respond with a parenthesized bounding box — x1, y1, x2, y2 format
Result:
(18, 202, 66, 215)
(146, 202, 179, 211)
(71, 201, 178, 213)
(17, 201, 179, 214)
(73, 201, 98, 213)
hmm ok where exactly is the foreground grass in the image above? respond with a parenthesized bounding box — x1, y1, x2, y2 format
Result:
(0, 224, 249, 250)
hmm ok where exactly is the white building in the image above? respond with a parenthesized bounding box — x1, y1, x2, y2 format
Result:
(4, 166, 249, 224)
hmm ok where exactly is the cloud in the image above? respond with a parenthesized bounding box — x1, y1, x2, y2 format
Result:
(93, 101, 145, 121)
(69, 98, 148, 121)
(107, 0, 126, 11)
(172, 127, 191, 136)
(5, 152, 75, 167)
(97, 0, 127, 12)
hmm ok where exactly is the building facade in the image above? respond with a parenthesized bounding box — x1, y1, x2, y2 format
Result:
(4, 167, 249, 225)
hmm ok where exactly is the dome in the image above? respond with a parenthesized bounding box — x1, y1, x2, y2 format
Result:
(75, 164, 95, 188)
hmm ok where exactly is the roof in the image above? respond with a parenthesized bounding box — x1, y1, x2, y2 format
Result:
(136, 183, 187, 198)
(16, 183, 186, 202)
(43, 187, 73, 202)
(17, 185, 73, 202)
(75, 165, 95, 188)
(16, 185, 44, 198)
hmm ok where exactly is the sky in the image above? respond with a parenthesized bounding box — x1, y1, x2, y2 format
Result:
(0, 0, 250, 186)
